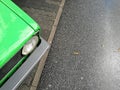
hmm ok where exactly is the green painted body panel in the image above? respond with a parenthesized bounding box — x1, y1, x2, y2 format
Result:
(0, 1, 40, 68)
(1, 0, 40, 31)
(0, 0, 41, 86)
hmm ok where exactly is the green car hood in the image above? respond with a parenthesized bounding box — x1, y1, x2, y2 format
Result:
(1, 0, 40, 31)
(0, 1, 40, 68)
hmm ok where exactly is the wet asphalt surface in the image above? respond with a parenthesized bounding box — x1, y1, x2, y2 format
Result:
(37, 0, 120, 90)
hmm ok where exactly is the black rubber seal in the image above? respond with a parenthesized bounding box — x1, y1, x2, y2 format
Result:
(0, 49, 23, 80)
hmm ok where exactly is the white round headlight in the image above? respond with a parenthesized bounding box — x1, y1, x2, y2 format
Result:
(22, 36, 39, 55)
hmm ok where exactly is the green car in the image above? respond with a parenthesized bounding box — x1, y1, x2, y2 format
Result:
(0, 0, 49, 89)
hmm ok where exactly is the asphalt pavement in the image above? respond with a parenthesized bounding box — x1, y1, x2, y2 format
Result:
(37, 0, 120, 90)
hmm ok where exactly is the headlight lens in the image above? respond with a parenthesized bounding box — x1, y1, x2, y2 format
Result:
(22, 36, 39, 55)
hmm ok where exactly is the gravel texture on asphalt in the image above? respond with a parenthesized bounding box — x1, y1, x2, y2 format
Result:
(37, 0, 120, 90)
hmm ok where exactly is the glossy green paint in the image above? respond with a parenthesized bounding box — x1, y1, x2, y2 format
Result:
(0, 1, 40, 68)
(1, 0, 40, 31)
